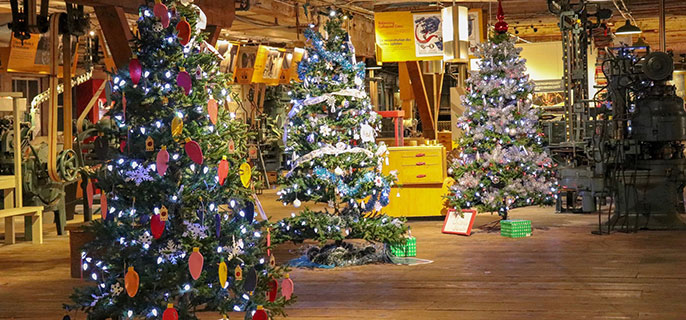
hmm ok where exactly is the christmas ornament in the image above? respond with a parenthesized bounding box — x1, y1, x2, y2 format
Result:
(494, 0, 508, 34)
(252, 306, 267, 320)
(188, 247, 204, 280)
(360, 124, 374, 143)
(269, 255, 276, 268)
(184, 138, 204, 165)
(160, 205, 169, 221)
(244, 201, 255, 222)
(156, 146, 170, 176)
(86, 180, 94, 209)
(122, 92, 127, 120)
(125, 266, 139, 297)
(244, 267, 257, 292)
(207, 98, 218, 125)
(293, 198, 301, 208)
(176, 67, 192, 95)
(162, 304, 178, 320)
(234, 265, 242, 280)
(194, 5, 207, 31)
(151, 213, 165, 239)
(218, 259, 228, 288)
(171, 116, 183, 137)
(152, 22, 164, 32)
(239, 162, 251, 188)
(227, 140, 236, 153)
(281, 274, 294, 300)
(176, 17, 192, 46)
(215, 213, 221, 237)
(248, 145, 258, 159)
(145, 136, 154, 151)
(195, 65, 203, 79)
(129, 55, 142, 86)
(153, 0, 170, 28)
(100, 193, 109, 221)
(218, 156, 229, 185)
(180, 0, 192, 5)
(268, 278, 278, 302)
(266, 228, 271, 256)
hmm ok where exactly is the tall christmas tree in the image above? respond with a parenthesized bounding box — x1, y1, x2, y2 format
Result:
(273, 12, 407, 248)
(446, 2, 557, 220)
(67, 2, 291, 319)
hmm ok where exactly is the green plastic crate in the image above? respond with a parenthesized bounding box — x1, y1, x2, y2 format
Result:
(389, 237, 416, 257)
(501, 220, 532, 238)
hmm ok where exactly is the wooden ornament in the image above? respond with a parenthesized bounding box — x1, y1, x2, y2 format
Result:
(269, 255, 276, 268)
(176, 67, 192, 95)
(129, 55, 142, 86)
(176, 17, 192, 46)
(234, 265, 242, 281)
(218, 156, 229, 186)
(239, 162, 251, 188)
(281, 274, 294, 300)
(218, 259, 228, 288)
(156, 146, 170, 176)
(268, 278, 278, 302)
(162, 303, 178, 320)
(207, 98, 218, 125)
(184, 138, 204, 165)
(195, 65, 203, 80)
(100, 192, 109, 221)
(125, 266, 139, 297)
(188, 247, 204, 280)
(159, 205, 169, 221)
(151, 213, 165, 239)
(252, 306, 267, 320)
(244, 267, 257, 292)
(248, 145, 258, 160)
(145, 136, 155, 151)
(153, 0, 170, 28)
(227, 140, 236, 154)
(171, 116, 183, 137)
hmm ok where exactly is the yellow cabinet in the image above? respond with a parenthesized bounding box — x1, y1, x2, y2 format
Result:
(382, 146, 448, 217)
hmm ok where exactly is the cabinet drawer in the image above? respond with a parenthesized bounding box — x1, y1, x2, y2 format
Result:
(398, 164, 443, 184)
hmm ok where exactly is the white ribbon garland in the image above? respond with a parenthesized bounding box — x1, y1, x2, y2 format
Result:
(288, 142, 378, 174)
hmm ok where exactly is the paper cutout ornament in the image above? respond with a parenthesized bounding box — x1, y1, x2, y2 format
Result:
(100, 192, 109, 221)
(268, 278, 278, 302)
(153, 0, 170, 28)
(151, 213, 165, 239)
(122, 93, 127, 120)
(129, 55, 142, 86)
(252, 306, 267, 320)
(171, 116, 183, 137)
(195, 65, 203, 80)
(176, 17, 191, 46)
(176, 67, 192, 95)
(227, 140, 236, 153)
(239, 162, 251, 188)
(153, 22, 164, 32)
(145, 136, 154, 151)
(244, 267, 257, 292)
(243, 201, 254, 222)
(159, 205, 169, 221)
(125, 266, 139, 297)
(218, 259, 228, 288)
(234, 265, 242, 280)
(86, 180, 94, 209)
(188, 247, 204, 280)
(162, 303, 178, 320)
(267, 228, 271, 256)
(281, 274, 294, 300)
(248, 145, 258, 159)
(207, 98, 218, 125)
(269, 255, 276, 268)
(184, 138, 204, 164)
(218, 156, 229, 185)
(156, 146, 170, 176)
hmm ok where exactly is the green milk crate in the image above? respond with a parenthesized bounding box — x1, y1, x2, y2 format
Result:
(501, 220, 532, 238)
(389, 237, 416, 257)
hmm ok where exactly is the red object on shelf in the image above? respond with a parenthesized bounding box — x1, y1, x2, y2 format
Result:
(378, 110, 405, 146)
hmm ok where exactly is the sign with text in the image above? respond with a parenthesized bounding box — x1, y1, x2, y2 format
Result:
(374, 11, 443, 62)
(442, 209, 477, 236)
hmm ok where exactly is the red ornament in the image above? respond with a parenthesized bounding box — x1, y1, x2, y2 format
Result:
(188, 247, 204, 280)
(268, 278, 278, 302)
(281, 274, 294, 300)
(218, 156, 229, 186)
(252, 306, 268, 320)
(494, 0, 508, 34)
(129, 56, 142, 86)
(122, 92, 127, 120)
(176, 17, 192, 46)
(86, 180, 94, 209)
(153, 0, 170, 28)
(100, 192, 108, 220)
(184, 138, 204, 165)
(151, 213, 165, 239)
(176, 67, 192, 95)
(162, 304, 178, 320)
(207, 98, 218, 125)
(156, 146, 169, 176)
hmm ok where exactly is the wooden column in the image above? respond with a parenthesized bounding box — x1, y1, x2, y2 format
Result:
(398, 62, 414, 118)
(62, 35, 73, 150)
(94, 6, 133, 69)
(405, 61, 437, 139)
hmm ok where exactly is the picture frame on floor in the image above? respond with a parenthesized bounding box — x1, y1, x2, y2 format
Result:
(442, 209, 477, 236)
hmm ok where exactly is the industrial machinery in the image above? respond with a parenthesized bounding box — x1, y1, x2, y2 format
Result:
(548, 0, 686, 231)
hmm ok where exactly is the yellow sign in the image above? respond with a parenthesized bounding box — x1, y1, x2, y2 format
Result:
(252, 45, 285, 86)
(374, 11, 444, 62)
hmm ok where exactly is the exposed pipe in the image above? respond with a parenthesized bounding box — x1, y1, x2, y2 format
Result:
(659, 0, 666, 52)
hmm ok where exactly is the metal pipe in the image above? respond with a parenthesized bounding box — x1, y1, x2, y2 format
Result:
(659, 0, 666, 52)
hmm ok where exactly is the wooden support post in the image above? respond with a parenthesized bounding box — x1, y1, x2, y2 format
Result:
(94, 6, 133, 69)
(369, 70, 379, 109)
(405, 61, 436, 139)
(4, 189, 14, 245)
(205, 25, 222, 47)
(398, 62, 413, 118)
(63, 34, 73, 151)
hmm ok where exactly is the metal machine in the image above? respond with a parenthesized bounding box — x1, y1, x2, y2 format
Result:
(547, 0, 686, 231)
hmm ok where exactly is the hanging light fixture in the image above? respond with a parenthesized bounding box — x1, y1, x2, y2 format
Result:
(615, 19, 642, 35)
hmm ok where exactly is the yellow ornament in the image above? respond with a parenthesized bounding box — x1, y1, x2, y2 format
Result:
(234, 265, 243, 280)
(171, 116, 183, 137)
(145, 136, 154, 151)
(239, 162, 251, 188)
(218, 259, 228, 288)
(159, 205, 169, 221)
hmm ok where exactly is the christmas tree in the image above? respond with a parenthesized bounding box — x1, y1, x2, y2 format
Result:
(273, 12, 407, 249)
(446, 2, 557, 220)
(67, 2, 291, 319)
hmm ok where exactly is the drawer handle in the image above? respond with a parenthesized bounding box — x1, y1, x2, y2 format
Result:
(416, 174, 427, 178)
(416, 162, 426, 166)
(415, 153, 425, 157)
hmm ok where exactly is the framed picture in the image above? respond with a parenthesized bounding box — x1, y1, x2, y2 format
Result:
(467, 9, 485, 57)
(413, 12, 444, 58)
(442, 209, 477, 236)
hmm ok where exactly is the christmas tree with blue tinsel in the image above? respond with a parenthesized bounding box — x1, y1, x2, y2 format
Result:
(272, 12, 407, 252)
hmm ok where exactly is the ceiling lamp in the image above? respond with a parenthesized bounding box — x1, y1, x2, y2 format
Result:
(616, 19, 642, 35)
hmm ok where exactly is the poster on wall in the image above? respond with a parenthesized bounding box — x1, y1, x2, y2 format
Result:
(235, 46, 258, 84)
(252, 45, 285, 85)
(413, 13, 443, 57)
(467, 9, 484, 55)
(216, 40, 240, 80)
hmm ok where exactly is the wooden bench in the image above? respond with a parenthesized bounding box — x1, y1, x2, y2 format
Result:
(2, 206, 44, 244)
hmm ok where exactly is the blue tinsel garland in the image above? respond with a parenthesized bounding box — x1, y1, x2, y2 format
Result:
(313, 166, 390, 212)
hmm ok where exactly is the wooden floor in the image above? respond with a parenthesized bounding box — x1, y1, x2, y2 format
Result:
(1, 190, 686, 319)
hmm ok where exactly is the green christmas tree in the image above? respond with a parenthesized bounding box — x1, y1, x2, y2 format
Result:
(67, 2, 291, 319)
(446, 6, 557, 220)
(272, 13, 407, 249)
